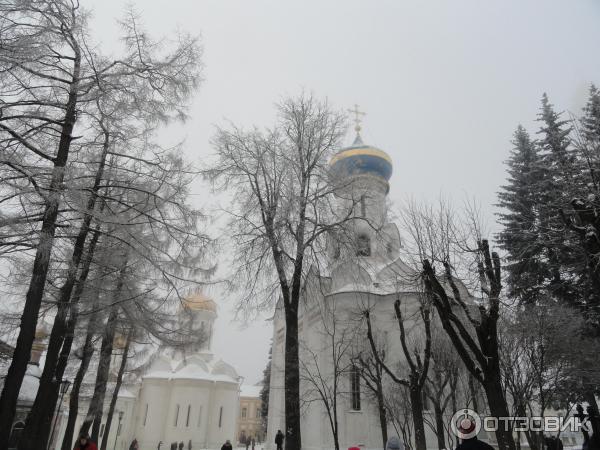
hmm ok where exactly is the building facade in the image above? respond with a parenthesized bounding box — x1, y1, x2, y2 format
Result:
(237, 385, 263, 445)
(265, 132, 469, 450)
(49, 293, 242, 450)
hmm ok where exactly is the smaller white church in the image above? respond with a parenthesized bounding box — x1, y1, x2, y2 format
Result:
(51, 293, 242, 450)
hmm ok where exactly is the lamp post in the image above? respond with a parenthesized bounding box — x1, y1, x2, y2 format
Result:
(48, 379, 71, 450)
(113, 410, 124, 450)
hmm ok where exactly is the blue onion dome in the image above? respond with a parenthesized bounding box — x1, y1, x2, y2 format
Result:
(329, 135, 393, 182)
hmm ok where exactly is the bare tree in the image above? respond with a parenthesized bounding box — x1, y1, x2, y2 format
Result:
(0, 1, 203, 443)
(365, 297, 432, 450)
(398, 199, 515, 450)
(353, 332, 389, 449)
(424, 329, 461, 450)
(299, 300, 355, 450)
(206, 93, 348, 450)
(385, 385, 414, 450)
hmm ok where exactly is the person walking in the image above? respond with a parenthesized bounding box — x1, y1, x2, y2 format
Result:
(252, 437, 256, 450)
(245, 436, 250, 450)
(454, 418, 494, 450)
(275, 430, 284, 450)
(386, 436, 404, 450)
(221, 440, 233, 450)
(73, 433, 98, 450)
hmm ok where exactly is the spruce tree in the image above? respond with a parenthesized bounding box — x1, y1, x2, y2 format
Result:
(496, 126, 545, 304)
(579, 84, 600, 189)
(535, 93, 580, 304)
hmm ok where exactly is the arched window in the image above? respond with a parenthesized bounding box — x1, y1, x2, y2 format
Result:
(360, 195, 366, 217)
(356, 234, 371, 256)
(8, 421, 25, 448)
(350, 366, 361, 411)
(197, 405, 203, 428)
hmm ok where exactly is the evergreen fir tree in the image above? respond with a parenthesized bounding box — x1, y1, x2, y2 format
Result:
(535, 93, 580, 304)
(496, 126, 545, 304)
(579, 84, 600, 189)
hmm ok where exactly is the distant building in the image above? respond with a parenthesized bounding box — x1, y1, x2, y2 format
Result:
(1, 325, 48, 448)
(237, 385, 263, 445)
(49, 293, 242, 450)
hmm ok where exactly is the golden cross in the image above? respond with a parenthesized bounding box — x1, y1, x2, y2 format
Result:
(348, 104, 366, 135)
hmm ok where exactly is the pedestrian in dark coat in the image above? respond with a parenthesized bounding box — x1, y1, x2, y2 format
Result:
(73, 433, 98, 450)
(252, 437, 256, 450)
(129, 439, 139, 450)
(221, 440, 233, 450)
(275, 430, 284, 450)
(454, 418, 494, 450)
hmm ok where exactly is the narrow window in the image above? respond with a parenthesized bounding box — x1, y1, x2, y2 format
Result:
(143, 403, 149, 426)
(356, 235, 371, 256)
(186, 405, 191, 427)
(174, 404, 180, 427)
(350, 366, 361, 411)
(360, 195, 366, 217)
(241, 407, 247, 419)
(197, 405, 203, 428)
(218, 406, 223, 428)
(256, 408, 261, 418)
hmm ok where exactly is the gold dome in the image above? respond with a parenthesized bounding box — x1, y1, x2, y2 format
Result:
(183, 292, 217, 312)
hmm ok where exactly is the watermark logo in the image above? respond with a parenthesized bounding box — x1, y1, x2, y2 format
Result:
(449, 409, 591, 438)
(450, 409, 481, 439)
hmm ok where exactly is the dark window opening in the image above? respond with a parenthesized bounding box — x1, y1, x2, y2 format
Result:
(356, 235, 371, 256)
(219, 406, 223, 428)
(350, 366, 361, 410)
(360, 195, 366, 217)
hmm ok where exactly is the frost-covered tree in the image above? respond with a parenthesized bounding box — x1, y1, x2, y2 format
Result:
(365, 297, 432, 450)
(206, 93, 349, 450)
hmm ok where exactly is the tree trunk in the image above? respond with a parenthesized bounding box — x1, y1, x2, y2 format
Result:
(20, 227, 102, 449)
(79, 306, 118, 441)
(483, 377, 516, 450)
(0, 51, 82, 447)
(409, 385, 427, 450)
(61, 315, 96, 450)
(468, 375, 479, 411)
(377, 385, 388, 449)
(433, 403, 445, 450)
(100, 329, 131, 450)
(283, 304, 301, 450)
(585, 391, 600, 439)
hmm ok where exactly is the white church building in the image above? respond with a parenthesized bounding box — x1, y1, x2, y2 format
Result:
(266, 130, 462, 450)
(50, 294, 242, 450)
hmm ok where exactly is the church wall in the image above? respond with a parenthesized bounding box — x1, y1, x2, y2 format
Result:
(267, 285, 450, 450)
(50, 394, 136, 450)
(133, 378, 173, 448)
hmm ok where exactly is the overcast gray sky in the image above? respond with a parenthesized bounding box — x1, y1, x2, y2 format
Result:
(88, 0, 600, 384)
